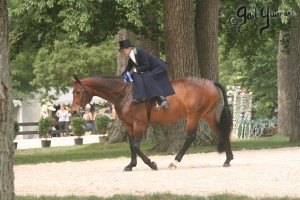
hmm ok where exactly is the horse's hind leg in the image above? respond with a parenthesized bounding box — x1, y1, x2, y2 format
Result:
(169, 115, 199, 169)
(203, 109, 233, 167)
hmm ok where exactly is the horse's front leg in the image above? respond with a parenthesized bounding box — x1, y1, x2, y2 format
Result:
(123, 123, 137, 171)
(133, 138, 158, 170)
(131, 124, 158, 171)
(124, 137, 138, 171)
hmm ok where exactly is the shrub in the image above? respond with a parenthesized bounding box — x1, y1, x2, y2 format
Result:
(38, 117, 53, 140)
(252, 102, 273, 119)
(13, 120, 20, 139)
(95, 115, 110, 134)
(71, 117, 86, 138)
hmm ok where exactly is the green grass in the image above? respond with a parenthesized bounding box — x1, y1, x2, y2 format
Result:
(15, 135, 295, 165)
(16, 193, 300, 200)
(187, 135, 292, 154)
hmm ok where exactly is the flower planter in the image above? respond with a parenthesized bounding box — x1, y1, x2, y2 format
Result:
(99, 135, 109, 144)
(74, 137, 83, 145)
(41, 140, 51, 148)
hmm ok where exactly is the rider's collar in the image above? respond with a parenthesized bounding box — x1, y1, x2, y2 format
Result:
(129, 48, 137, 65)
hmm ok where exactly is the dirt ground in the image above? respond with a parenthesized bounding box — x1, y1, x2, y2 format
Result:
(14, 147, 300, 198)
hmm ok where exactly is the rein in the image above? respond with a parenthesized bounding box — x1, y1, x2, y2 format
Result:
(74, 82, 131, 115)
(102, 83, 131, 108)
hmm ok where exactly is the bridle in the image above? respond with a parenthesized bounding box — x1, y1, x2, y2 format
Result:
(72, 83, 93, 115)
(72, 81, 131, 115)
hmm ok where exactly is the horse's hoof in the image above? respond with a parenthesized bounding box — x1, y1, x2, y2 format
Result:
(123, 166, 133, 171)
(150, 162, 158, 170)
(223, 163, 231, 167)
(168, 163, 177, 170)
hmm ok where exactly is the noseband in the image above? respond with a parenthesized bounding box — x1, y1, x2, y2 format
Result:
(73, 83, 93, 114)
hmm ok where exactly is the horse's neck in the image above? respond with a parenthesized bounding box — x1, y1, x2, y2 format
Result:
(85, 77, 127, 105)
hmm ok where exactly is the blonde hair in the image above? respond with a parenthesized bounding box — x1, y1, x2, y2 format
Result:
(41, 105, 48, 112)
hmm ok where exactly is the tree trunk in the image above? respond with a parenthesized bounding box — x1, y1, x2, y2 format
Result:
(151, 0, 221, 153)
(151, 0, 202, 153)
(195, 0, 220, 80)
(108, 29, 130, 143)
(193, 0, 220, 147)
(277, 31, 290, 136)
(0, 0, 15, 198)
(284, 4, 300, 144)
(133, 36, 159, 57)
(163, 0, 199, 79)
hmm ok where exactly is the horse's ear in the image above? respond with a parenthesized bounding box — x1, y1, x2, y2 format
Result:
(71, 75, 81, 84)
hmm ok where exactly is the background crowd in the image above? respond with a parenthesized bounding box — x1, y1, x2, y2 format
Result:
(39, 102, 115, 137)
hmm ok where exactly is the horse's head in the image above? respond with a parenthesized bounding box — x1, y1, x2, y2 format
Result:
(70, 75, 93, 116)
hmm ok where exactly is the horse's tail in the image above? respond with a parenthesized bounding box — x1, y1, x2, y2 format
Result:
(214, 81, 233, 153)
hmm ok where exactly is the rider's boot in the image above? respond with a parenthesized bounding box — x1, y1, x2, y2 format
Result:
(159, 96, 169, 109)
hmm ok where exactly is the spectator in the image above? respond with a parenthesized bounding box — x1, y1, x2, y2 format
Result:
(56, 103, 70, 137)
(40, 105, 49, 120)
(48, 103, 58, 136)
(83, 106, 93, 130)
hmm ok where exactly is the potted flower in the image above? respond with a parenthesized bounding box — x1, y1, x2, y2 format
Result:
(13, 121, 20, 149)
(95, 114, 110, 143)
(71, 117, 86, 145)
(38, 117, 53, 148)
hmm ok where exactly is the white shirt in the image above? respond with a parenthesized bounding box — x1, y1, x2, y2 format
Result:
(56, 110, 69, 122)
(129, 49, 137, 65)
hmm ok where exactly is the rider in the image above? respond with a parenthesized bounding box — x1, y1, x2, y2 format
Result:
(119, 39, 175, 109)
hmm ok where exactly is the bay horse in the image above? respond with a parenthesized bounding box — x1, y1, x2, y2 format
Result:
(70, 75, 233, 171)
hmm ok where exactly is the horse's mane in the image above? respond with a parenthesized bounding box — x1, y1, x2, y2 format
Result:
(88, 75, 122, 79)
(85, 75, 211, 85)
(183, 76, 213, 85)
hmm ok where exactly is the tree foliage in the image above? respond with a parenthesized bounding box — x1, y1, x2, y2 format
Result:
(11, 40, 39, 98)
(31, 38, 117, 93)
(219, 0, 284, 105)
(9, 0, 123, 50)
(8, 0, 162, 97)
(219, 37, 278, 104)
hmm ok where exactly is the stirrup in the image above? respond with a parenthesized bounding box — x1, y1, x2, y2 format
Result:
(155, 100, 169, 110)
(160, 101, 169, 109)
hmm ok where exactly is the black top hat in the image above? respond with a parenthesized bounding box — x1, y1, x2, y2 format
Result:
(119, 39, 133, 51)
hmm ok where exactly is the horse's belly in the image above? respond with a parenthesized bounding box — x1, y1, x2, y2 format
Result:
(150, 106, 186, 124)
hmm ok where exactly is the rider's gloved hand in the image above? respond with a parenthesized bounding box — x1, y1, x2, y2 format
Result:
(123, 71, 133, 83)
